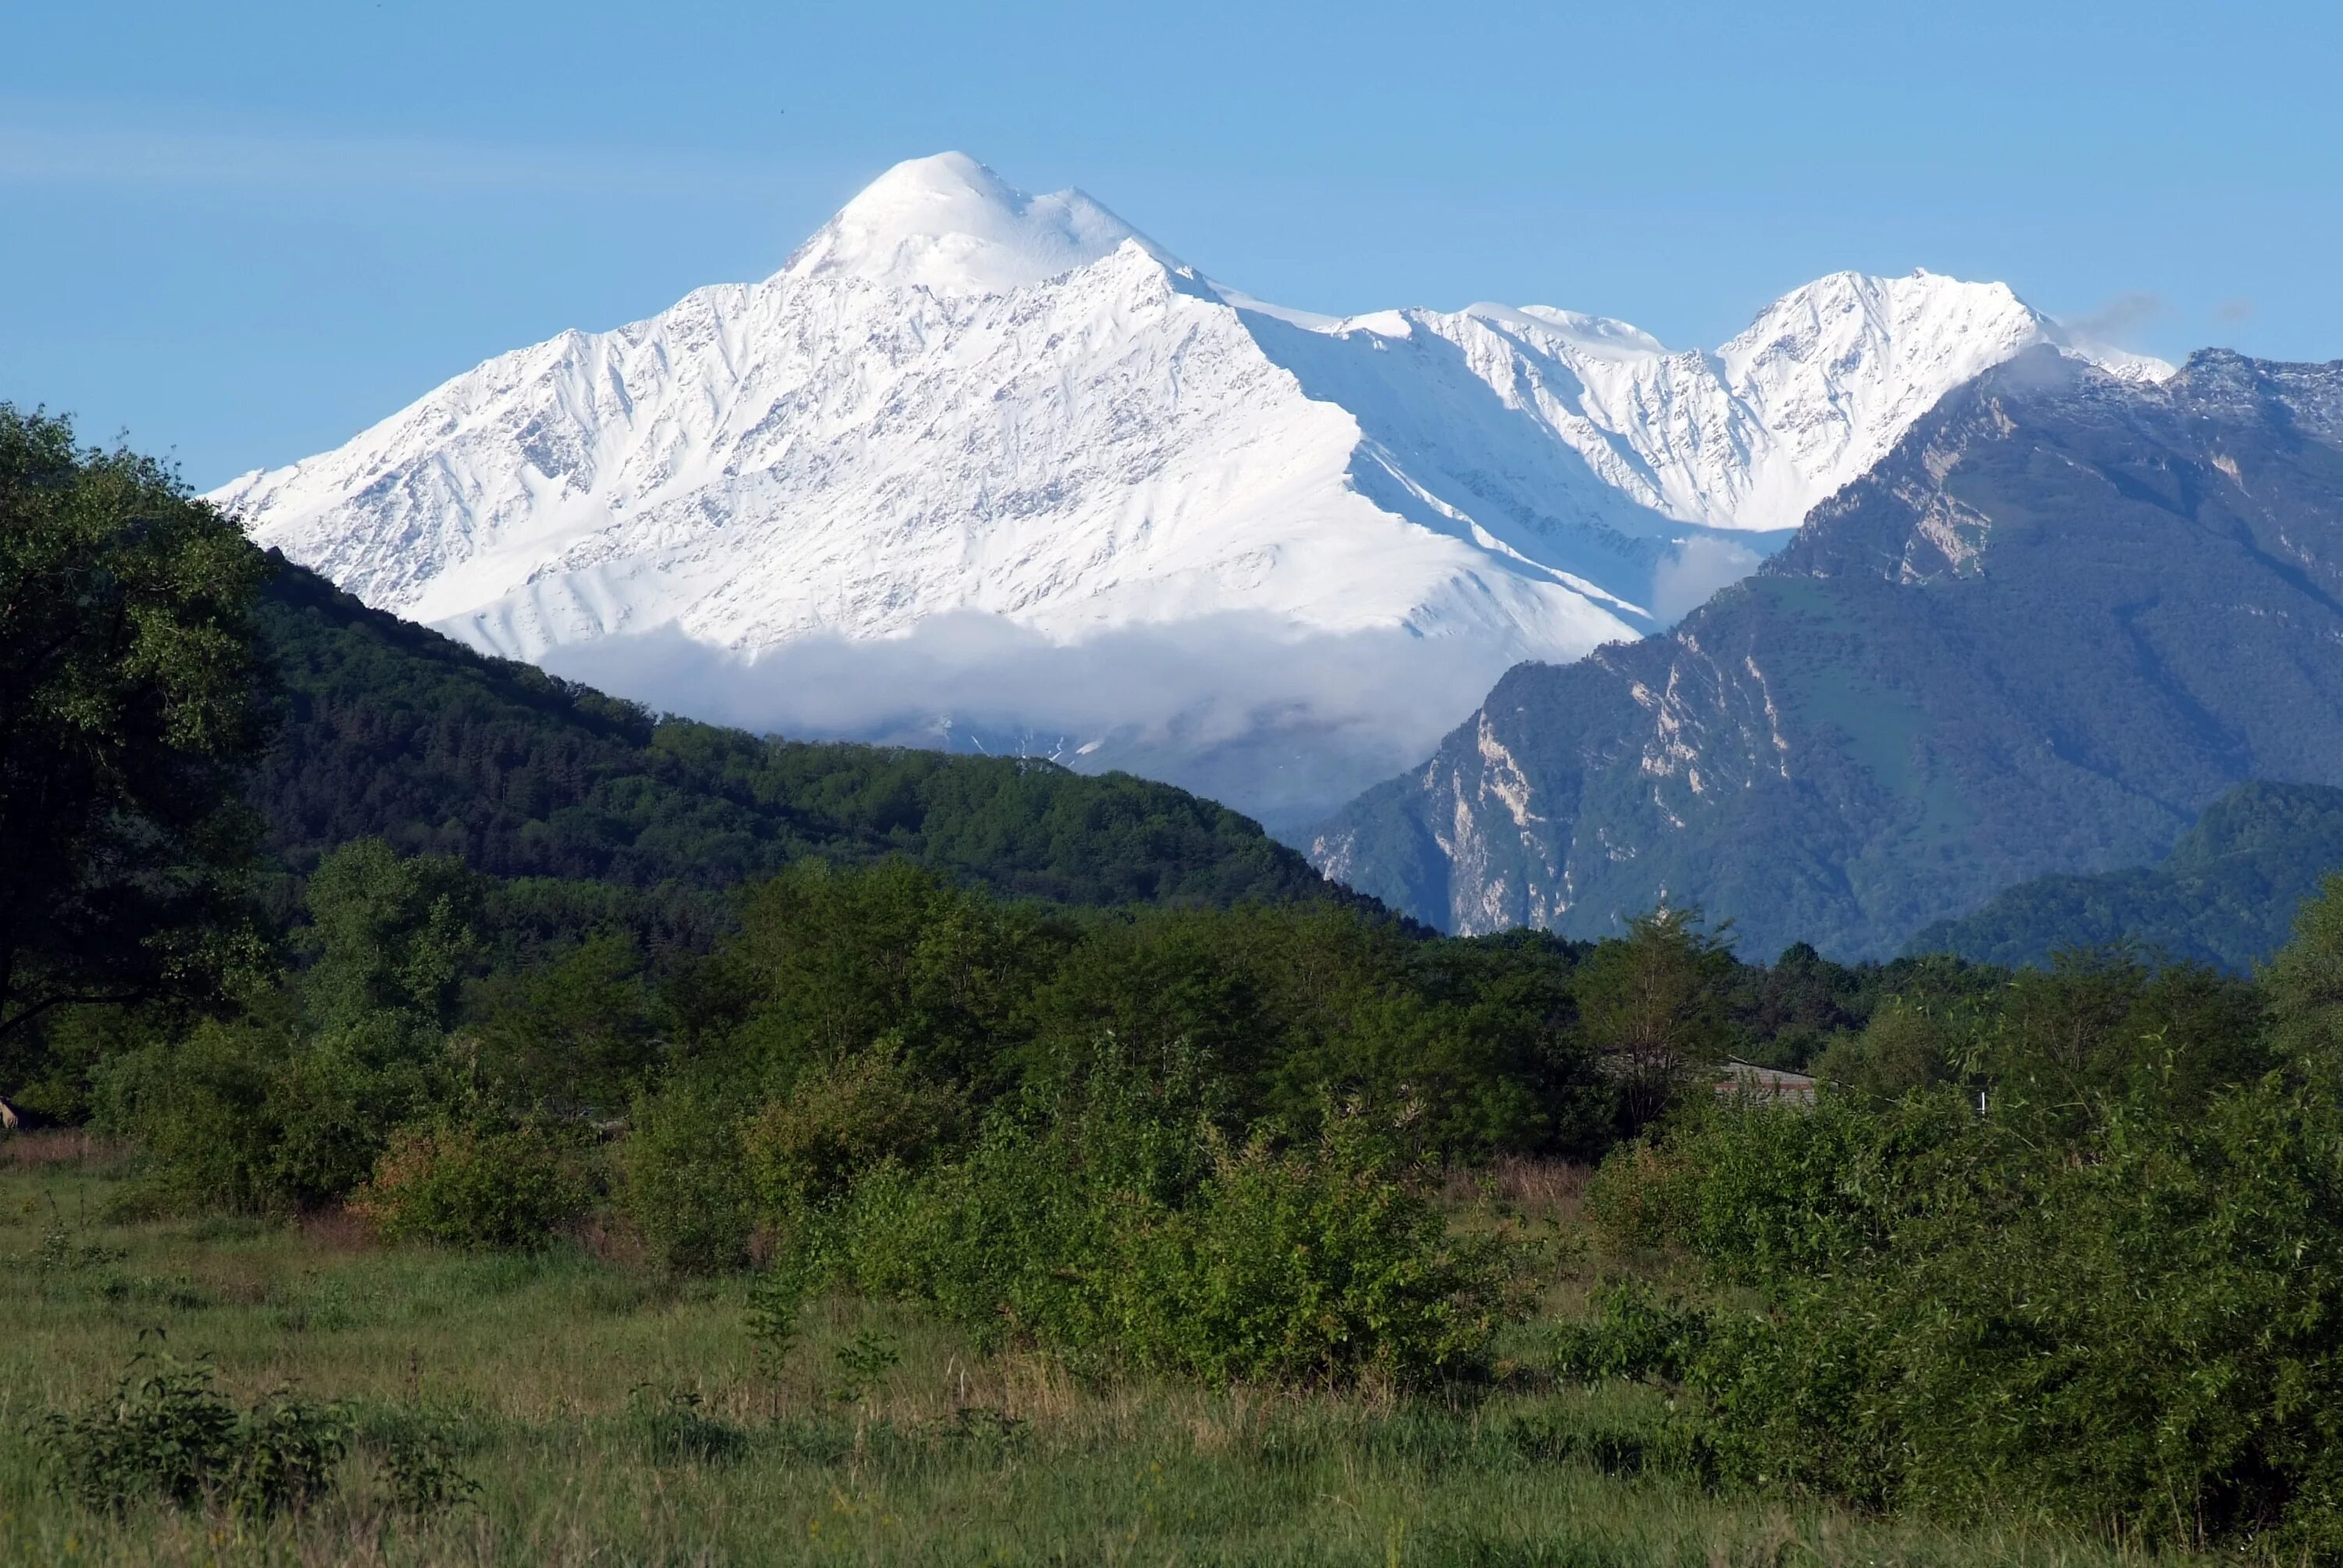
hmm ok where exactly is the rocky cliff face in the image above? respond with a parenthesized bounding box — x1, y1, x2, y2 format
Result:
(1311, 348, 2343, 957)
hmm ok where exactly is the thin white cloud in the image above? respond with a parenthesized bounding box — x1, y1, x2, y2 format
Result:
(1650, 536, 1762, 622)
(0, 114, 758, 197)
(2067, 291, 2168, 347)
(534, 611, 1525, 832)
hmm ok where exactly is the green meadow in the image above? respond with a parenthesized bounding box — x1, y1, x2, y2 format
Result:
(0, 1134, 2208, 1568)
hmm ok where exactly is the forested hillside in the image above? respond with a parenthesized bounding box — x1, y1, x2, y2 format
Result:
(1911, 780, 2343, 971)
(252, 557, 1342, 913)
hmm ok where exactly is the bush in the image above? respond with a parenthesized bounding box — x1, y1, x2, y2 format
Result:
(619, 1074, 753, 1274)
(741, 1045, 966, 1222)
(1674, 1092, 1978, 1285)
(354, 1118, 597, 1249)
(1792, 1074, 2337, 1551)
(833, 1049, 1523, 1386)
(41, 1350, 348, 1517)
(380, 1422, 478, 1512)
(1133, 1113, 1520, 1384)
(1574, 1070, 2343, 1554)
(98, 1003, 443, 1215)
(1808, 999, 1956, 1103)
(1578, 1138, 1698, 1255)
(1548, 1281, 1709, 1384)
(355, 1403, 482, 1513)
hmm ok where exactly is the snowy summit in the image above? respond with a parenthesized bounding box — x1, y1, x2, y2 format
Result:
(212, 153, 2168, 828)
(783, 151, 1156, 293)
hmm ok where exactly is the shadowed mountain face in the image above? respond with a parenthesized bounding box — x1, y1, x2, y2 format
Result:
(1311, 347, 2343, 958)
(1910, 781, 2343, 973)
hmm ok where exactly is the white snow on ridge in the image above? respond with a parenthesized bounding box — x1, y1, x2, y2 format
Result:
(212, 152, 2168, 828)
(782, 150, 1158, 294)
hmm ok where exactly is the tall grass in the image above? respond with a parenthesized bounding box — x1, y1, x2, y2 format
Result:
(0, 1144, 2215, 1566)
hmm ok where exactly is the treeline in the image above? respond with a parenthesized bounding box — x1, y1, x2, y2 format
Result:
(9, 827, 1996, 1146)
(22, 839, 1981, 1388)
(1562, 910, 2343, 1558)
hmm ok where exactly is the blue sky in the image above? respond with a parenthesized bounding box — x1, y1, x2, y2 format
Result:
(6, 0, 2338, 488)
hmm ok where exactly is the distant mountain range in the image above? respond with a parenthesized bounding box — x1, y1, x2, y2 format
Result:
(210, 152, 2157, 831)
(1310, 348, 2343, 958)
(1912, 781, 2343, 973)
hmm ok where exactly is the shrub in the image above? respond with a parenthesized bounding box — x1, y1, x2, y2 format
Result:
(260, 1021, 440, 1207)
(354, 1118, 597, 1249)
(1548, 1281, 1709, 1384)
(1578, 1138, 1697, 1255)
(1132, 1113, 1520, 1384)
(1671, 1091, 1979, 1285)
(355, 1403, 482, 1513)
(740, 1045, 966, 1222)
(41, 1350, 348, 1517)
(380, 1423, 478, 1512)
(1808, 999, 1956, 1103)
(98, 1003, 444, 1215)
(833, 1049, 1523, 1386)
(619, 1074, 753, 1274)
(1574, 1069, 2343, 1554)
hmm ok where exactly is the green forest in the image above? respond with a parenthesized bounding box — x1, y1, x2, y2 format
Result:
(7, 404, 2343, 1564)
(1913, 779, 2343, 971)
(251, 547, 1345, 917)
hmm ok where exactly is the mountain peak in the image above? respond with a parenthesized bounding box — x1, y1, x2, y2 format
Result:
(212, 151, 2204, 833)
(781, 151, 1164, 293)
(1735, 269, 2029, 337)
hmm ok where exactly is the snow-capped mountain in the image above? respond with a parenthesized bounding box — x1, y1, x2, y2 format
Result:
(212, 151, 2165, 830)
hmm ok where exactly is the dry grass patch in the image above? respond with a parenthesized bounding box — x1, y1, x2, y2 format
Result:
(0, 1127, 114, 1171)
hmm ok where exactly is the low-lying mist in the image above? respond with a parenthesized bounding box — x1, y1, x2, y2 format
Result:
(530, 611, 1540, 839)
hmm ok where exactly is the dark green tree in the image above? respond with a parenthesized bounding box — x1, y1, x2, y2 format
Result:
(0, 407, 270, 1043)
(299, 837, 484, 1033)
(470, 929, 658, 1113)
(2263, 869, 2343, 1066)
(1572, 907, 1735, 1131)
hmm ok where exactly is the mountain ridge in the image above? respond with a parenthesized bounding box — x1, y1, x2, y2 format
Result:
(251, 552, 1349, 914)
(1909, 780, 2343, 973)
(210, 152, 2165, 827)
(1309, 346, 2343, 957)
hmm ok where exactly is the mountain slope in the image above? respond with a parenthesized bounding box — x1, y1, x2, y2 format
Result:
(210, 153, 2155, 829)
(1311, 348, 2343, 958)
(253, 554, 1346, 912)
(1909, 781, 2343, 972)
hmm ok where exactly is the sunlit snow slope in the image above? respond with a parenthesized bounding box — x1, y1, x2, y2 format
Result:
(213, 152, 2164, 830)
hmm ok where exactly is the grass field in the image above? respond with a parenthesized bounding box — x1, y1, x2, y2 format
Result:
(0, 1132, 2202, 1566)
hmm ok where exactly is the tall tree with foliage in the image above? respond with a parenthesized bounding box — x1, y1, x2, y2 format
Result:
(299, 838, 483, 1034)
(0, 407, 271, 1042)
(1572, 907, 1734, 1130)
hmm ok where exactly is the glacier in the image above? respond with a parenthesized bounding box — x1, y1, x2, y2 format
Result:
(212, 151, 2166, 832)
